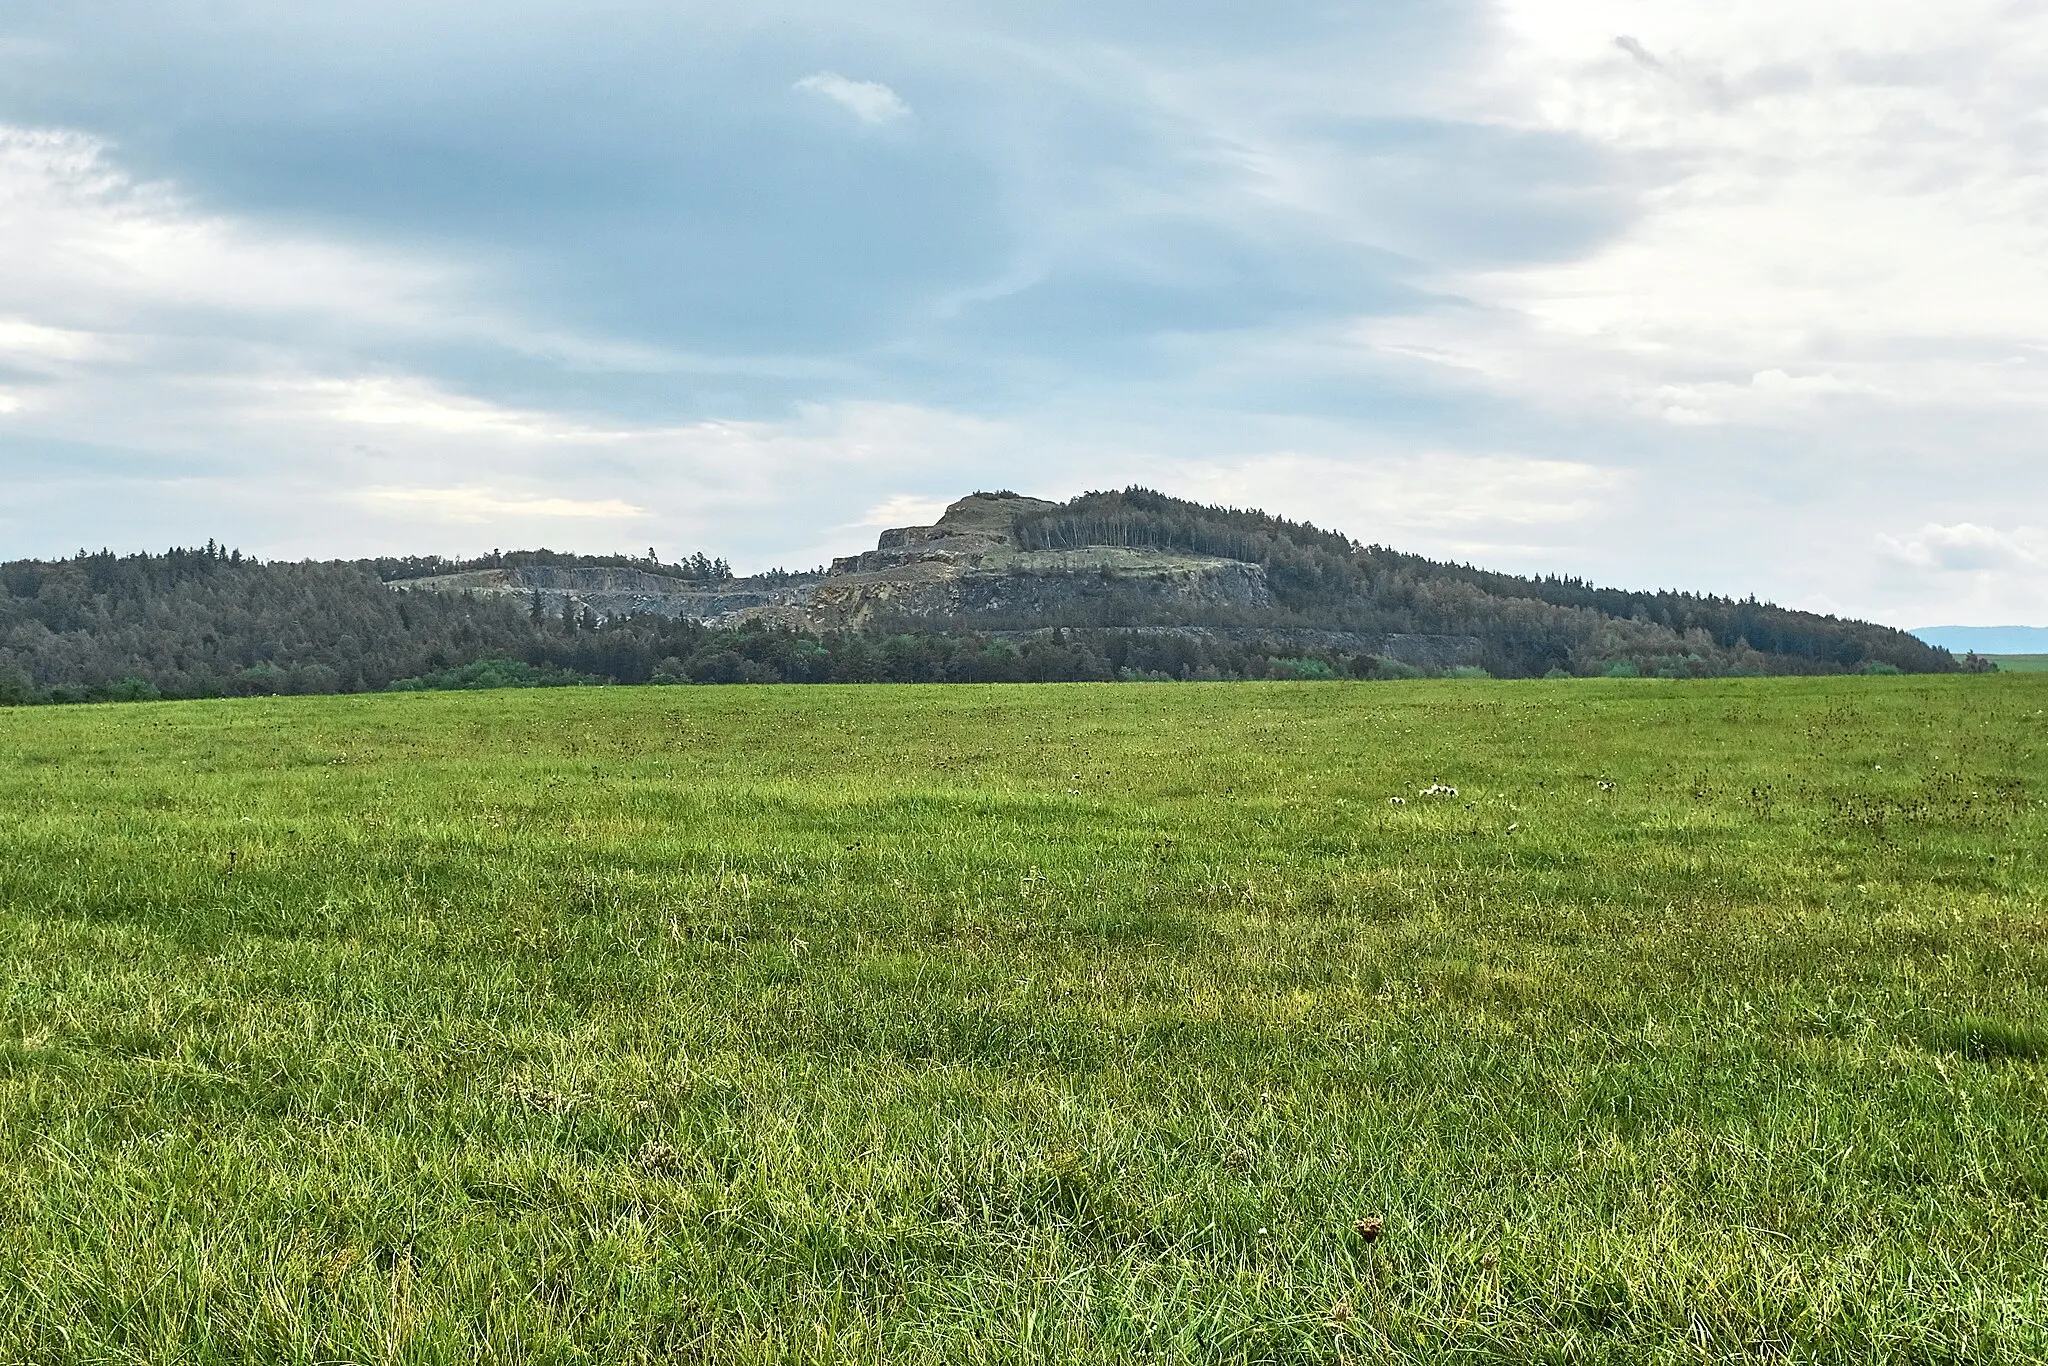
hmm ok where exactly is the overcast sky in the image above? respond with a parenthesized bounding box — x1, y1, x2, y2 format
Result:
(1, 1, 2044, 626)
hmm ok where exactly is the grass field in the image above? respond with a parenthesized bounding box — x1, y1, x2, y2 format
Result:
(1988, 654, 2048, 673)
(3, 677, 2046, 1364)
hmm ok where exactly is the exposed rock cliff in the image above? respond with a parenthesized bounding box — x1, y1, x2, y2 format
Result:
(800, 492, 1273, 629)
(391, 564, 818, 623)
(393, 491, 1278, 633)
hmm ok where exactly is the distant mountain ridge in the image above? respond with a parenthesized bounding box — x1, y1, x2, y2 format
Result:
(0, 487, 1955, 700)
(1912, 625, 2048, 654)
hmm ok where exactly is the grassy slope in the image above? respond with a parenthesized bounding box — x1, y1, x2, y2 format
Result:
(1989, 654, 2048, 673)
(2, 678, 2045, 1364)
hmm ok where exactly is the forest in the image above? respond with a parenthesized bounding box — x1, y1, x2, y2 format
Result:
(0, 489, 1959, 703)
(1004, 489, 1951, 675)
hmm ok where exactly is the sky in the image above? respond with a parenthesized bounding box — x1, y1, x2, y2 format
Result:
(1, 1, 2044, 628)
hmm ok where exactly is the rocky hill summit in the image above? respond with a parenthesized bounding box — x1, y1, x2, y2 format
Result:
(802, 492, 1274, 629)
(395, 491, 1278, 632)
(384, 485, 1953, 678)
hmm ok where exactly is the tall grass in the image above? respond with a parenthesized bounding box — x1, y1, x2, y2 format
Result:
(2, 676, 2045, 1362)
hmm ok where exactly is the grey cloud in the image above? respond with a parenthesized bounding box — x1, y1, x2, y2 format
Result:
(0, 0, 2042, 628)
(1614, 36, 1664, 71)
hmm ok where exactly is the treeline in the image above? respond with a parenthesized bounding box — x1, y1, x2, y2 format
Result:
(1009, 489, 1952, 676)
(1, 547, 545, 701)
(367, 547, 734, 583)
(0, 545, 1435, 702)
(0, 489, 1961, 704)
(398, 628, 1475, 690)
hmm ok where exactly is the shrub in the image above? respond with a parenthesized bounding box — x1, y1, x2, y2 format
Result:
(237, 662, 286, 696)
(389, 658, 603, 691)
(682, 651, 778, 684)
(103, 678, 161, 703)
(1266, 656, 1338, 681)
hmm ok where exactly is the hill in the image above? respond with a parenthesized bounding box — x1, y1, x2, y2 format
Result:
(0, 489, 1951, 700)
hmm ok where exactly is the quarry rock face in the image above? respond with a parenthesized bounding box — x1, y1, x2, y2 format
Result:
(387, 491, 1476, 665)
(803, 492, 1273, 629)
(393, 492, 1275, 631)
(390, 564, 815, 623)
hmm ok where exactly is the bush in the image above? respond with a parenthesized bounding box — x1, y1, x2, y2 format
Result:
(682, 651, 778, 684)
(103, 677, 161, 703)
(389, 658, 604, 691)
(237, 662, 286, 696)
(1266, 656, 1338, 680)
(287, 663, 341, 695)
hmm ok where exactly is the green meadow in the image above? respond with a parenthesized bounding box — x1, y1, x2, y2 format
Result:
(2, 677, 2045, 1364)
(1988, 655, 2048, 673)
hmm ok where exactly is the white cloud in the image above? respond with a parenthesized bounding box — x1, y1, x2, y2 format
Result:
(795, 71, 911, 125)
(0, 120, 723, 405)
(1376, 2, 2048, 405)
(1747, 370, 1873, 397)
(0, 124, 462, 338)
(0, 316, 99, 365)
(1171, 451, 1628, 544)
(228, 393, 1005, 564)
(1868, 522, 2048, 624)
(1360, 0, 2048, 423)
(857, 493, 950, 528)
(3, 15, 2043, 632)
(361, 487, 646, 522)
(1878, 522, 2044, 574)
(1318, 0, 2048, 623)
(283, 376, 572, 440)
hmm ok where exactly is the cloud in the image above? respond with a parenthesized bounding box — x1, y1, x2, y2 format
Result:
(1169, 451, 1630, 553)
(1746, 370, 1872, 397)
(794, 72, 911, 125)
(857, 493, 950, 528)
(1370, 0, 2048, 420)
(1612, 36, 1664, 71)
(226, 395, 1005, 565)
(0, 316, 99, 365)
(288, 377, 571, 440)
(1878, 522, 2044, 574)
(1869, 521, 2048, 624)
(1, 3, 2045, 629)
(0, 124, 461, 338)
(361, 487, 646, 523)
